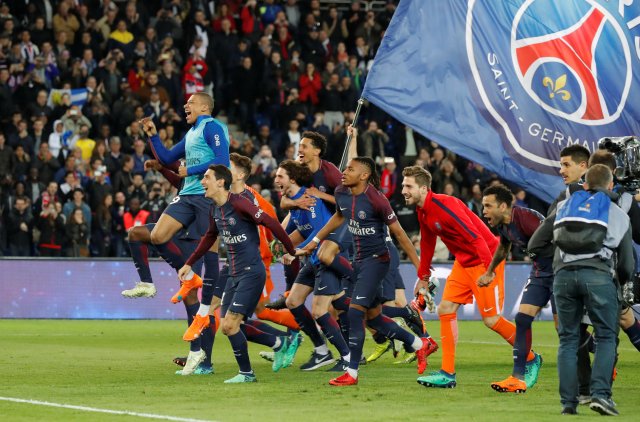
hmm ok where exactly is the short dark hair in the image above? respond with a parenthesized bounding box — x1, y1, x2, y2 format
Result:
(588, 150, 616, 171)
(192, 92, 214, 113)
(482, 184, 513, 206)
(229, 152, 252, 181)
(352, 157, 380, 189)
(585, 164, 613, 190)
(278, 160, 312, 187)
(209, 164, 232, 190)
(301, 131, 327, 157)
(560, 145, 590, 165)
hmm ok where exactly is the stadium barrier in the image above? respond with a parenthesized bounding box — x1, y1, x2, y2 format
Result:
(0, 259, 552, 320)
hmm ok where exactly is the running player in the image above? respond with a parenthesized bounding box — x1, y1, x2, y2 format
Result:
(479, 184, 548, 393)
(297, 157, 434, 386)
(269, 132, 353, 309)
(178, 165, 296, 383)
(401, 166, 531, 389)
(276, 160, 352, 371)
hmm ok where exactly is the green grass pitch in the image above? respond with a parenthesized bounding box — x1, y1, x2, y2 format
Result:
(1, 320, 639, 421)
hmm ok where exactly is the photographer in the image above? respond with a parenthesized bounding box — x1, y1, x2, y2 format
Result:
(141, 181, 168, 224)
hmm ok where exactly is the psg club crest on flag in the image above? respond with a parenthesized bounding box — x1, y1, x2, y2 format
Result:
(362, 0, 640, 202)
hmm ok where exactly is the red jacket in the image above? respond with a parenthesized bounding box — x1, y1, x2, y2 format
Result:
(124, 210, 150, 231)
(299, 72, 322, 105)
(416, 190, 498, 279)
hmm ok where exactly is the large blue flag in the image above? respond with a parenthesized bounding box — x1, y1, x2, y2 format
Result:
(363, 0, 640, 202)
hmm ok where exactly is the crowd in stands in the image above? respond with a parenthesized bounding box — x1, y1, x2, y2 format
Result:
(0, 0, 546, 258)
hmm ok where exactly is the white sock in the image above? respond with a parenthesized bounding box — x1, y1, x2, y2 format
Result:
(342, 353, 351, 362)
(182, 270, 195, 281)
(347, 368, 358, 379)
(315, 344, 329, 355)
(272, 337, 282, 350)
(197, 304, 210, 317)
(411, 336, 423, 351)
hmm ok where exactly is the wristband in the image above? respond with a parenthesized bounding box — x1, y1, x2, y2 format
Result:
(312, 236, 321, 244)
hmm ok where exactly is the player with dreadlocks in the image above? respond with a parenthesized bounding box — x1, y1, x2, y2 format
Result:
(297, 157, 433, 386)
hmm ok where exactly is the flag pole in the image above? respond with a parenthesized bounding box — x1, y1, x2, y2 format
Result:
(339, 98, 365, 171)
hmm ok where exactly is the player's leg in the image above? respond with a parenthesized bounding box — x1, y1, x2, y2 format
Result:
(317, 225, 353, 280)
(620, 305, 640, 351)
(286, 262, 334, 370)
(311, 266, 350, 371)
(122, 223, 157, 298)
(255, 255, 301, 330)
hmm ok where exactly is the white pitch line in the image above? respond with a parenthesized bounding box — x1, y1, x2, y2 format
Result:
(457, 340, 638, 353)
(0, 396, 217, 422)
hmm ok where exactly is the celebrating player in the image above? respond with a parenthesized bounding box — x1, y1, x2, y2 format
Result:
(480, 184, 547, 393)
(298, 157, 433, 386)
(179, 165, 296, 383)
(401, 166, 529, 389)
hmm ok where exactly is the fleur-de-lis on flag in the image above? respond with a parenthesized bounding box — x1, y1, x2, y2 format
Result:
(542, 74, 571, 101)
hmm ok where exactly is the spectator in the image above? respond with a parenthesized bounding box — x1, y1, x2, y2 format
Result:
(127, 173, 147, 202)
(112, 155, 134, 195)
(182, 52, 208, 102)
(6, 196, 33, 256)
(131, 139, 150, 175)
(61, 105, 92, 137)
(11, 145, 31, 183)
(123, 197, 149, 231)
(108, 20, 135, 56)
(252, 144, 278, 186)
(0, 133, 13, 182)
(299, 62, 322, 108)
(58, 170, 83, 204)
(8, 120, 35, 156)
(141, 182, 168, 224)
(359, 120, 388, 164)
(24, 167, 45, 209)
(53, 2, 80, 45)
(466, 183, 483, 218)
(104, 136, 124, 176)
(63, 188, 92, 229)
(32, 142, 61, 185)
(65, 207, 90, 257)
(320, 72, 344, 129)
(36, 199, 65, 257)
(88, 165, 113, 211)
(91, 193, 114, 257)
(71, 124, 95, 162)
(432, 158, 463, 196)
(111, 191, 127, 257)
(233, 56, 259, 133)
(380, 157, 398, 200)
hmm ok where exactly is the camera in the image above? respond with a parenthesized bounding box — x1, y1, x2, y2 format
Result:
(622, 273, 640, 305)
(598, 136, 640, 191)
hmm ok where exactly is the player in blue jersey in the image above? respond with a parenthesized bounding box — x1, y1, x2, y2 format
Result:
(269, 132, 353, 309)
(479, 184, 548, 393)
(178, 165, 297, 383)
(138, 92, 229, 308)
(297, 157, 434, 386)
(275, 160, 352, 371)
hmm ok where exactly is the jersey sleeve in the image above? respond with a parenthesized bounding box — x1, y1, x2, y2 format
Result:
(323, 161, 343, 191)
(371, 188, 398, 225)
(149, 134, 186, 165)
(418, 221, 437, 279)
(186, 212, 218, 266)
(334, 185, 348, 216)
(297, 200, 331, 249)
(234, 195, 295, 254)
(186, 120, 231, 176)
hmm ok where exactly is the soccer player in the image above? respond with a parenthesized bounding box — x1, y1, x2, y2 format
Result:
(271, 132, 353, 307)
(276, 160, 352, 371)
(181, 153, 301, 343)
(479, 184, 548, 393)
(122, 156, 219, 375)
(178, 165, 297, 383)
(401, 166, 529, 389)
(297, 157, 434, 386)
(139, 92, 229, 307)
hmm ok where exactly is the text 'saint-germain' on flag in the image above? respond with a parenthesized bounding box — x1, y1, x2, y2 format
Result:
(363, 0, 640, 202)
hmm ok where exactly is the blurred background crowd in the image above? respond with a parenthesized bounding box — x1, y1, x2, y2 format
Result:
(0, 0, 546, 259)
